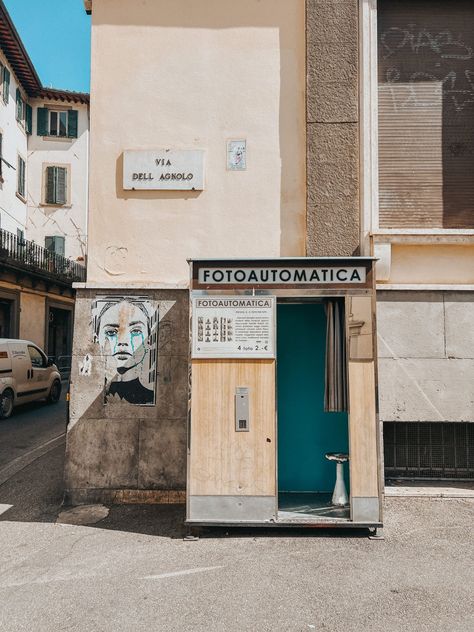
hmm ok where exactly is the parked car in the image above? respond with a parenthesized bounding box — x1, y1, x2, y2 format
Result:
(0, 339, 62, 419)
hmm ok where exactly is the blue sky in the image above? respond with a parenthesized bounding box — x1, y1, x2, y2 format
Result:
(4, 0, 90, 93)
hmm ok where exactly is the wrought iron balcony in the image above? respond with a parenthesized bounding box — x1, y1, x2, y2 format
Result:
(0, 228, 86, 284)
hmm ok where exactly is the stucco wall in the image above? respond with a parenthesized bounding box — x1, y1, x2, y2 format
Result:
(26, 100, 89, 261)
(86, 0, 306, 286)
(306, 0, 360, 257)
(0, 51, 28, 235)
(377, 291, 474, 422)
(65, 289, 189, 502)
(19, 292, 46, 348)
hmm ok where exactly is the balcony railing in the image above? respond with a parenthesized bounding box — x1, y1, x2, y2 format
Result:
(0, 228, 86, 283)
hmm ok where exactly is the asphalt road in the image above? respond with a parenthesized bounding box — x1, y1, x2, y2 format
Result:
(0, 391, 67, 466)
(0, 400, 473, 632)
(0, 390, 66, 522)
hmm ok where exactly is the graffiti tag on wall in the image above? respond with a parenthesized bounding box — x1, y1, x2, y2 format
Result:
(92, 296, 158, 405)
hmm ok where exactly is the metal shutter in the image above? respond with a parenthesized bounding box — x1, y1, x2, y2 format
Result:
(378, 0, 474, 229)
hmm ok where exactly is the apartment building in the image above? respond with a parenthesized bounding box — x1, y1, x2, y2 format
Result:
(0, 0, 88, 365)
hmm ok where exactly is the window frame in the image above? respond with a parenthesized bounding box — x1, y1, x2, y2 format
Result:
(16, 89, 27, 129)
(359, 0, 474, 254)
(42, 163, 71, 207)
(16, 154, 26, 201)
(48, 109, 70, 138)
(44, 235, 66, 256)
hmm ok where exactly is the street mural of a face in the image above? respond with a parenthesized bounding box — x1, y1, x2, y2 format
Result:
(92, 296, 158, 405)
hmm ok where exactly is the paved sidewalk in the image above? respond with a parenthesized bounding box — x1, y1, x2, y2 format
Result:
(0, 497, 473, 632)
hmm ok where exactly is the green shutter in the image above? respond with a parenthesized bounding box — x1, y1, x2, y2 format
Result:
(46, 166, 67, 205)
(17, 157, 25, 197)
(25, 104, 32, 134)
(56, 167, 67, 204)
(54, 236, 65, 256)
(46, 166, 55, 204)
(45, 236, 65, 255)
(16, 88, 22, 121)
(37, 107, 49, 136)
(67, 110, 78, 138)
(3, 68, 10, 104)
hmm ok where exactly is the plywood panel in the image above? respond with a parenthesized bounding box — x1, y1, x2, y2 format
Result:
(348, 360, 379, 498)
(190, 359, 275, 496)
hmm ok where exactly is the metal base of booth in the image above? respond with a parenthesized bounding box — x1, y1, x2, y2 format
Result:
(186, 493, 382, 529)
(185, 520, 383, 529)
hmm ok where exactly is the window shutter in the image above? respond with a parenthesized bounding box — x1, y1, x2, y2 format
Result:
(25, 104, 32, 134)
(15, 89, 22, 121)
(37, 107, 49, 136)
(46, 166, 56, 204)
(56, 167, 67, 205)
(378, 0, 474, 229)
(45, 236, 65, 255)
(67, 110, 78, 138)
(54, 236, 65, 256)
(3, 68, 10, 103)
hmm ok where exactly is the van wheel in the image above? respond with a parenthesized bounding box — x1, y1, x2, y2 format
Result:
(0, 390, 14, 419)
(47, 380, 61, 404)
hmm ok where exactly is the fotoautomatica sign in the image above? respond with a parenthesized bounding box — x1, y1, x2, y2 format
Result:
(198, 266, 366, 285)
(192, 296, 275, 359)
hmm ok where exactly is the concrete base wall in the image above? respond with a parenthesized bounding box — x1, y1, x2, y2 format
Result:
(64, 289, 189, 504)
(377, 291, 474, 423)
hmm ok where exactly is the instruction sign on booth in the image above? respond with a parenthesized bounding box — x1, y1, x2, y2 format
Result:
(192, 296, 275, 359)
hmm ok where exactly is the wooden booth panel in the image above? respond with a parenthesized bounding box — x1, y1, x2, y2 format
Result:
(348, 360, 379, 499)
(190, 359, 276, 497)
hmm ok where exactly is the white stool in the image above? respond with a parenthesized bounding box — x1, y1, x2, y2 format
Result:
(325, 452, 349, 506)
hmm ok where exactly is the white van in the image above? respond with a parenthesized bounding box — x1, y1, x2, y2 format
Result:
(0, 339, 62, 419)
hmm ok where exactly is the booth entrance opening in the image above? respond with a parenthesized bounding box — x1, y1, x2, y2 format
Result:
(277, 301, 350, 522)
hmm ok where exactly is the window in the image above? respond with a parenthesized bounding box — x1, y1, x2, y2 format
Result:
(1, 66, 9, 104)
(15, 90, 32, 134)
(17, 156, 25, 199)
(45, 236, 65, 256)
(45, 165, 68, 205)
(37, 107, 78, 139)
(50, 111, 68, 137)
(28, 345, 46, 368)
(378, 0, 474, 229)
(16, 89, 25, 123)
(0, 133, 3, 179)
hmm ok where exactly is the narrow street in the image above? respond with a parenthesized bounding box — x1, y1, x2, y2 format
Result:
(0, 393, 67, 523)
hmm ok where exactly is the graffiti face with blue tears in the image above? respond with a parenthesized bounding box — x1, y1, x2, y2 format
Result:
(99, 302, 148, 374)
(92, 296, 158, 405)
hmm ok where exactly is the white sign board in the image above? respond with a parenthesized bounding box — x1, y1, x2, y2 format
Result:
(123, 149, 205, 191)
(198, 266, 366, 285)
(192, 296, 275, 359)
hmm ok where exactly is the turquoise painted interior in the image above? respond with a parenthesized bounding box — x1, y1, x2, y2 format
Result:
(277, 303, 349, 493)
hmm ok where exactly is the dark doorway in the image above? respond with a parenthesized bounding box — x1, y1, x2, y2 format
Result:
(47, 306, 72, 377)
(0, 299, 13, 337)
(0, 291, 19, 338)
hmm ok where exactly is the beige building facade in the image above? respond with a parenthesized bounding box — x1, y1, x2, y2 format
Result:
(66, 0, 473, 505)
